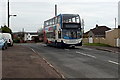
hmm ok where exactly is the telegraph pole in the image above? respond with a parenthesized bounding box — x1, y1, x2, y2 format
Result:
(82, 19, 84, 33)
(115, 18, 116, 28)
(55, 4, 57, 16)
(8, 0, 10, 27)
(7, 0, 17, 28)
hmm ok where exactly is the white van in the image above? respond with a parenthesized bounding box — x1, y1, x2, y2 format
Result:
(2, 33, 13, 46)
(0, 33, 8, 50)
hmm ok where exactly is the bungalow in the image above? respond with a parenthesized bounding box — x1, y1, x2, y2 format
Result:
(86, 24, 111, 38)
(83, 25, 111, 44)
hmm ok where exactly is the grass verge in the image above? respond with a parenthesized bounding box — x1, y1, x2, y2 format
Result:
(84, 43, 111, 47)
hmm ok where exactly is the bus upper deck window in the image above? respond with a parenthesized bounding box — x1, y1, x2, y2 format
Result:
(76, 17, 80, 23)
(69, 19, 71, 22)
(72, 18, 76, 23)
(57, 17, 60, 23)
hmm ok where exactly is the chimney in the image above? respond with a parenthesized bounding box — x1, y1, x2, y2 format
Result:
(96, 24, 99, 28)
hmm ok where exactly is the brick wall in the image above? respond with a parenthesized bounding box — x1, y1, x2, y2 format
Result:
(106, 29, 120, 47)
(83, 29, 120, 47)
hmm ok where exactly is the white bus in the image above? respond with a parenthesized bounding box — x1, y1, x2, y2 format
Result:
(43, 14, 83, 48)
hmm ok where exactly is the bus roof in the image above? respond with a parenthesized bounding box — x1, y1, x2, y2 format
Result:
(61, 14, 80, 20)
(44, 14, 80, 22)
(61, 14, 79, 16)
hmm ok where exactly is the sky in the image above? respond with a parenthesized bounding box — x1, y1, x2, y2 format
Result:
(119, 1, 120, 25)
(0, 0, 119, 32)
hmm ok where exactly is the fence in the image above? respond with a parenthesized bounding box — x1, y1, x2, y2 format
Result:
(116, 38, 120, 47)
(83, 37, 120, 47)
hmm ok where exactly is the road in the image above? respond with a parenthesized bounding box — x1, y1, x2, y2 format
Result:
(21, 43, 119, 79)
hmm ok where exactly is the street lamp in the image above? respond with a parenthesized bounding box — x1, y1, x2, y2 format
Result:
(9, 15, 17, 17)
(8, 0, 17, 27)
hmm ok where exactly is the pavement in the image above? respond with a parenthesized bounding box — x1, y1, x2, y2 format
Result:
(2, 44, 63, 79)
(82, 45, 120, 54)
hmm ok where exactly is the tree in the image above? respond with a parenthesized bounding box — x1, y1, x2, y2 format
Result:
(0, 25, 12, 34)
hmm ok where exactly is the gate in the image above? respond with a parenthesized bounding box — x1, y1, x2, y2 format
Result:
(116, 38, 120, 47)
(89, 37, 93, 43)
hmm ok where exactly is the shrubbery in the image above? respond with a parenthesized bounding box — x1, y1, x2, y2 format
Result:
(0, 25, 12, 34)
(13, 38, 20, 43)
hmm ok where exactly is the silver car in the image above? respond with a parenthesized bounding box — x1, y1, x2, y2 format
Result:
(0, 33, 7, 50)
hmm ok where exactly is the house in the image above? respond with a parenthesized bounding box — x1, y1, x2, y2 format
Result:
(84, 24, 111, 38)
(83, 25, 111, 44)
(24, 32, 38, 41)
(83, 31, 89, 38)
(13, 32, 38, 43)
(13, 32, 25, 43)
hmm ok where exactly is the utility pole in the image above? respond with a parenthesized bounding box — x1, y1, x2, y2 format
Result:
(55, 4, 57, 16)
(115, 18, 116, 28)
(7, 0, 17, 28)
(82, 19, 84, 33)
(8, 0, 10, 27)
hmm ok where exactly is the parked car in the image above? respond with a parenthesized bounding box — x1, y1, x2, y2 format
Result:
(2, 33, 13, 46)
(0, 33, 7, 50)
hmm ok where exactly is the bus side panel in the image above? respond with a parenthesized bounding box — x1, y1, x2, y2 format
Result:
(43, 28, 47, 43)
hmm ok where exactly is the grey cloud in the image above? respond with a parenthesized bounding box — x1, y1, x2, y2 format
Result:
(1, 1, 118, 32)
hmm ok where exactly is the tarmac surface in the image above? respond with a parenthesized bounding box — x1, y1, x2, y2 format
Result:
(1, 43, 119, 80)
(82, 45, 120, 53)
(26, 43, 119, 79)
(2, 45, 62, 79)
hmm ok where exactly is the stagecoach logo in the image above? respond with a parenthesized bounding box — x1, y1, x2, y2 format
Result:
(48, 27, 53, 31)
(45, 27, 54, 32)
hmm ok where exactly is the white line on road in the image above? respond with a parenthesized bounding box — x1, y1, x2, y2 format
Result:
(76, 51, 87, 56)
(41, 44, 47, 46)
(30, 48, 65, 78)
(76, 51, 96, 59)
(64, 49, 70, 51)
(31, 48, 36, 53)
(86, 54, 96, 58)
(108, 60, 119, 65)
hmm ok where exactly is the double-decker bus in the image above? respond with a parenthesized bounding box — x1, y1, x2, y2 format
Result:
(43, 14, 83, 47)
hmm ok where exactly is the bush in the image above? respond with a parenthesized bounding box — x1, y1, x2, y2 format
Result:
(13, 38, 20, 43)
(0, 25, 12, 34)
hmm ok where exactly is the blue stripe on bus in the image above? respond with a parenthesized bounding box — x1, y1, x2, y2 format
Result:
(60, 14, 62, 28)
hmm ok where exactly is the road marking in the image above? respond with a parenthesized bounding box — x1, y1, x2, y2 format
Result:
(31, 48, 36, 53)
(64, 49, 70, 51)
(108, 60, 119, 65)
(41, 44, 47, 46)
(30, 48, 65, 78)
(86, 54, 96, 58)
(76, 51, 96, 59)
(76, 51, 87, 56)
